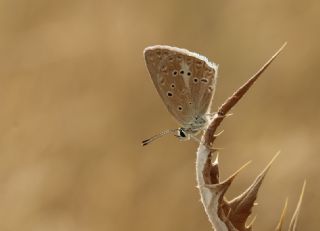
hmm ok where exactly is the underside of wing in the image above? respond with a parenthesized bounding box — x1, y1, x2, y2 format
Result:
(144, 45, 218, 126)
(188, 55, 218, 116)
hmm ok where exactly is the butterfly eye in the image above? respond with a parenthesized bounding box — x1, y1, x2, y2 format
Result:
(179, 129, 186, 138)
(172, 70, 178, 76)
(171, 83, 175, 89)
(187, 72, 191, 76)
(193, 78, 199, 83)
(178, 106, 183, 111)
(180, 70, 184, 75)
(167, 91, 173, 97)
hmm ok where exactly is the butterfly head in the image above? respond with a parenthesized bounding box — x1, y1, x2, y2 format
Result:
(175, 127, 190, 141)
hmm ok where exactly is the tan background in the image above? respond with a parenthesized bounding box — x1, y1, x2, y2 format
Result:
(0, 0, 319, 230)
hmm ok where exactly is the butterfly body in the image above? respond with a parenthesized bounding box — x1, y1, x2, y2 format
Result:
(143, 45, 218, 145)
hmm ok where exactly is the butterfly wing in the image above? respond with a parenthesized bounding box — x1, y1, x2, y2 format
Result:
(144, 45, 218, 127)
(188, 52, 218, 116)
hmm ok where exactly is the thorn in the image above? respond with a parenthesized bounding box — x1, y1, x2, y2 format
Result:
(233, 160, 252, 176)
(204, 145, 224, 153)
(275, 198, 288, 231)
(213, 153, 219, 165)
(216, 113, 233, 119)
(227, 154, 278, 223)
(212, 147, 224, 151)
(263, 151, 281, 172)
(289, 180, 306, 230)
(247, 216, 257, 228)
(213, 130, 224, 138)
(216, 43, 287, 117)
(226, 207, 232, 218)
(205, 160, 251, 191)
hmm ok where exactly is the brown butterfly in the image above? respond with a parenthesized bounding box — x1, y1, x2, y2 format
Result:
(142, 45, 218, 145)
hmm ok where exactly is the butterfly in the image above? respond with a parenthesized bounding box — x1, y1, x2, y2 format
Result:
(142, 45, 218, 145)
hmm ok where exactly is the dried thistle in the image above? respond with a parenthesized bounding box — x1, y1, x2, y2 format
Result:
(196, 43, 306, 231)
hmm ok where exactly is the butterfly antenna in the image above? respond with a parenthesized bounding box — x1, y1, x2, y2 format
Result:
(142, 129, 178, 146)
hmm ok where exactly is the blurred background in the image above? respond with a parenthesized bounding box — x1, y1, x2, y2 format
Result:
(0, 0, 319, 230)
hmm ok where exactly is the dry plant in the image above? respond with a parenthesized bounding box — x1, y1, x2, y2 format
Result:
(196, 43, 306, 231)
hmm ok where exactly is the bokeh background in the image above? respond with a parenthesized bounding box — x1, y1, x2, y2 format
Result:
(0, 0, 319, 230)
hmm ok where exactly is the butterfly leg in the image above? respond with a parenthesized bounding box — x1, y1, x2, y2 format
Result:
(190, 134, 202, 144)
